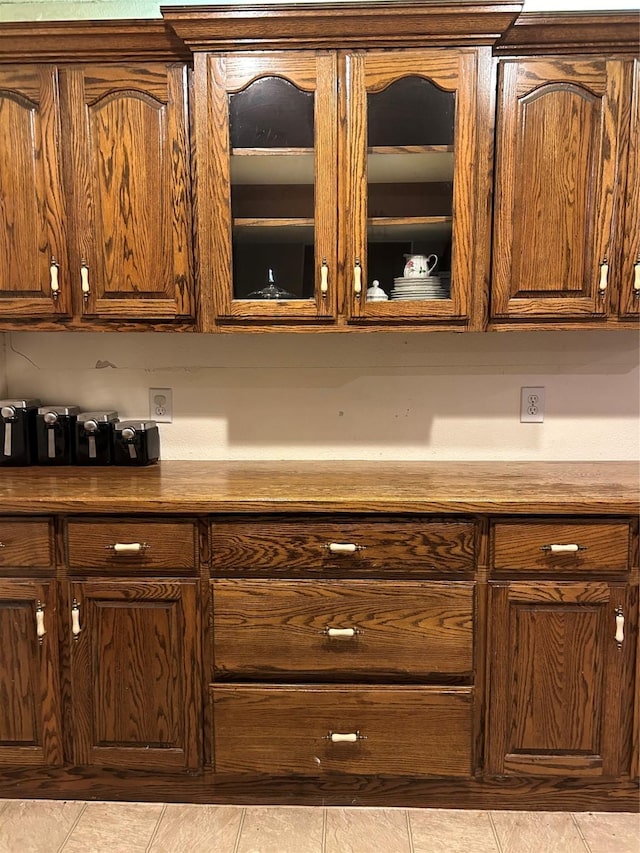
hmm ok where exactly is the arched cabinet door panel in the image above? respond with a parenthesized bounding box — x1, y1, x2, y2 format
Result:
(0, 67, 70, 319)
(491, 59, 625, 321)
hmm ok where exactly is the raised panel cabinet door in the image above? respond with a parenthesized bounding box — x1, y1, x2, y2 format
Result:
(194, 51, 338, 327)
(492, 59, 625, 320)
(344, 48, 490, 328)
(69, 580, 200, 771)
(486, 582, 634, 777)
(619, 58, 640, 318)
(0, 66, 71, 319)
(62, 64, 194, 320)
(0, 581, 62, 766)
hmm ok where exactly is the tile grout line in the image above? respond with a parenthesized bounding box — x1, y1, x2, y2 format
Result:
(406, 809, 415, 853)
(570, 812, 593, 853)
(232, 806, 247, 853)
(487, 810, 505, 853)
(144, 802, 168, 853)
(56, 800, 88, 853)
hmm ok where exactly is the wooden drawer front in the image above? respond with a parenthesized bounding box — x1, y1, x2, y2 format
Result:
(0, 519, 53, 569)
(212, 579, 474, 679)
(211, 685, 473, 777)
(211, 519, 476, 575)
(491, 521, 631, 574)
(66, 520, 196, 573)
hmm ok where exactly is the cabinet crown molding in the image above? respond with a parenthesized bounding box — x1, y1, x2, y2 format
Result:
(161, 1, 523, 50)
(496, 11, 640, 55)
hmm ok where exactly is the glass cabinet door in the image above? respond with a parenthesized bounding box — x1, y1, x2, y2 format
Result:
(207, 53, 337, 323)
(344, 49, 481, 325)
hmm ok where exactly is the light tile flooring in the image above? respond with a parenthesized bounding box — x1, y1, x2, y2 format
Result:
(0, 799, 637, 853)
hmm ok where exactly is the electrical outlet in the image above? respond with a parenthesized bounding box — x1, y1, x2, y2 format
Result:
(149, 388, 173, 423)
(520, 386, 545, 423)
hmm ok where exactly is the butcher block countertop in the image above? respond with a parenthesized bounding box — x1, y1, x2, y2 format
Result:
(0, 460, 638, 515)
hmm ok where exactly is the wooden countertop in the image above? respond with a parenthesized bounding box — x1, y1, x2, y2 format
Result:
(0, 461, 637, 515)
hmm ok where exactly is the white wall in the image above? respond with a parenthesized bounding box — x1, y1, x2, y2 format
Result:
(5, 330, 639, 461)
(0, 336, 6, 399)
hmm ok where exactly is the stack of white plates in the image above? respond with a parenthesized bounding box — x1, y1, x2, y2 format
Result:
(390, 275, 451, 301)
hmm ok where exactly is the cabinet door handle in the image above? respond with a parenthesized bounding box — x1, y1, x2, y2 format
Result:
(71, 599, 81, 640)
(541, 543, 585, 553)
(50, 259, 60, 300)
(598, 257, 609, 293)
(106, 542, 149, 554)
(633, 258, 640, 295)
(325, 731, 366, 743)
(326, 542, 365, 554)
(1, 405, 15, 457)
(35, 601, 46, 643)
(323, 626, 360, 638)
(320, 259, 329, 297)
(615, 606, 624, 648)
(353, 258, 362, 297)
(80, 262, 90, 299)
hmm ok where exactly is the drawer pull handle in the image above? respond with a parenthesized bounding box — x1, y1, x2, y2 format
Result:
(80, 261, 90, 300)
(35, 601, 46, 644)
(353, 258, 362, 298)
(541, 544, 585, 553)
(106, 542, 149, 554)
(598, 256, 609, 294)
(0, 542, 4, 548)
(320, 258, 329, 297)
(71, 599, 81, 640)
(50, 258, 60, 300)
(325, 731, 366, 744)
(323, 627, 360, 638)
(326, 543, 365, 554)
(615, 606, 624, 649)
(634, 258, 640, 295)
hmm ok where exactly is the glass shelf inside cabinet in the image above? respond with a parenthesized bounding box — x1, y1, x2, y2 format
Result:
(366, 77, 455, 304)
(229, 77, 317, 301)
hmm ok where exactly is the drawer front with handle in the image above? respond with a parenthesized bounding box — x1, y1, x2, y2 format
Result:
(211, 519, 476, 576)
(211, 685, 473, 777)
(491, 521, 631, 574)
(212, 579, 474, 678)
(66, 519, 197, 573)
(0, 519, 53, 571)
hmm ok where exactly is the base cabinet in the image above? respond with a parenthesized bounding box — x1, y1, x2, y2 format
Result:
(69, 580, 200, 771)
(0, 580, 62, 767)
(486, 581, 634, 777)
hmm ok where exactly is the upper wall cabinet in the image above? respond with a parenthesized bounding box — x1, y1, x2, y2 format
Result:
(0, 66, 70, 320)
(618, 58, 640, 319)
(0, 25, 195, 328)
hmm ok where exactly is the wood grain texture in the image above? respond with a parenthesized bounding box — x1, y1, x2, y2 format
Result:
(0, 580, 63, 766)
(0, 65, 70, 319)
(0, 461, 636, 515)
(212, 579, 474, 678)
(69, 579, 200, 770)
(491, 59, 623, 319)
(619, 58, 640, 319)
(491, 520, 631, 574)
(62, 63, 194, 321)
(495, 11, 640, 56)
(211, 684, 474, 776)
(65, 518, 197, 573)
(486, 581, 632, 777)
(211, 518, 476, 575)
(0, 519, 54, 570)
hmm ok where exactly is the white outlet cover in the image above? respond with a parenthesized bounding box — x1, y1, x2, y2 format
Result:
(149, 387, 173, 423)
(520, 386, 545, 423)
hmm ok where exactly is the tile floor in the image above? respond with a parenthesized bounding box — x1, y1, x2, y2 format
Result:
(0, 799, 637, 853)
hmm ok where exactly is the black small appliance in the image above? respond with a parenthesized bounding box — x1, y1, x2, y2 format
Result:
(36, 405, 80, 465)
(113, 420, 160, 466)
(0, 399, 40, 466)
(75, 411, 119, 465)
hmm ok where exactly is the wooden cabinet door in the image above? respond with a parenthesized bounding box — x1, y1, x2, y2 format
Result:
(486, 581, 634, 777)
(344, 48, 489, 328)
(63, 64, 194, 321)
(0, 581, 62, 766)
(492, 59, 625, 320)
(195, 51, 338, 327)
(69, 580, 200, 771)
(619, 58, 640, 318)
(0, 66, 71, 319)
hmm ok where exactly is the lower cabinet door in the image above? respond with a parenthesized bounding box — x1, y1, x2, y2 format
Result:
(69, 580, 200, 771)
(0, 580, 62, 766)
(486, 581, 634, 777)
(211, 685, 473, 777)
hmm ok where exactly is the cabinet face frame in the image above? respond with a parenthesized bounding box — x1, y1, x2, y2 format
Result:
(618, 58, 640, 319)
(0, 580, 63, 767)
(195, 51, 339, 327)
(0, 66, 71, 319)
(69, 579, 200, 771)
(491, 58, 625, 320)
(486, 580, 633, 777)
